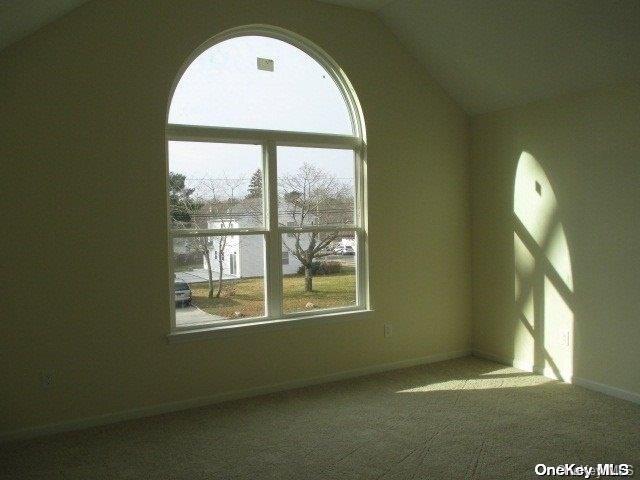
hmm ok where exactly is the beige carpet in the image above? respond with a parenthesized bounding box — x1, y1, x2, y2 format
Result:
(1, 357, 639, 479)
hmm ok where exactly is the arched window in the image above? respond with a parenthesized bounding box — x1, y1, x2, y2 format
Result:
(167, 26, 368, 332)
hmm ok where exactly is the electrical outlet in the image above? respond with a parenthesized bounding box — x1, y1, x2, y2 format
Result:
(40, 370, 54, 389)
(561, 331, 570, 347)
(384, 323, 393, 338)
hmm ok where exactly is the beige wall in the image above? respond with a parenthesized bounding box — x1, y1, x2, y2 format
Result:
(471, 82, 640, 395)
(0, 0, 471, 434)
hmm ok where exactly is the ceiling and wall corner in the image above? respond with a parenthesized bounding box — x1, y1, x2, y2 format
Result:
(2, 0, 639, 114)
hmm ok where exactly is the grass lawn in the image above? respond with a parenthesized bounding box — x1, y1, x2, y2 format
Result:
(188, 269, 356, 319)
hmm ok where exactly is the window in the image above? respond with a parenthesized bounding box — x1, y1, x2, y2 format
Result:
(168, 26, 367, 331)
(229, 253, 237, 276)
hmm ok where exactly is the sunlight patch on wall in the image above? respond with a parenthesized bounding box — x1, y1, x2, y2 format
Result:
(514, 152, 556, 247)
(514, 232, 534, 303)
(545, 222, 574, 292)
(514, 232, 536, 369)
(544, 276, 574, 379)
(513, 151, 574, 382)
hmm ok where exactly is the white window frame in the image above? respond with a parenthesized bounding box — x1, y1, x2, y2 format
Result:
(166, 25, 369, 336)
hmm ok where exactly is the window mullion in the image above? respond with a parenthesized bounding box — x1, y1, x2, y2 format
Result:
(166, 124, 360, 149)
(356, 146, 368, 309)
(264, 141, 283, 318)
(353, 148, 360, 228)
(171, 228, 268, 237)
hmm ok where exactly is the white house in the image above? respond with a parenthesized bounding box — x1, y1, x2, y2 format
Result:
(197, 194, 353, 279)
(205, 230, 303, 278)
(204, 202, 306, 278)
(334, 236, 356, 251)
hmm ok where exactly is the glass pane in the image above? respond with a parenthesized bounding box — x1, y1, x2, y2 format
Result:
(281, 230, 357, 314)
(168, 142, 263, 230)
(169, 36, 353, 135)
(173, 235, 265, 326)
(278, 147, 355, 227)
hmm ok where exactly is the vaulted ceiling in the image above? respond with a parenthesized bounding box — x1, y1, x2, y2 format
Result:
(2, 0, 639, 114)
(0, 0, 89, 52)
(323, 0, 640, 114)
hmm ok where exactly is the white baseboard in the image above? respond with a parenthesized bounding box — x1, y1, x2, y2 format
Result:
(0, 349, 471, 443)
(472, 349, 639, 405)
(572, 376, 640, 405)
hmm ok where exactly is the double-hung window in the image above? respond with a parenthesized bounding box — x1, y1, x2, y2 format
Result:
(167, 26, 368, 331)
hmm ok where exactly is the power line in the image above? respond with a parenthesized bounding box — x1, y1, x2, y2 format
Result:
(177, 177, 355, 181)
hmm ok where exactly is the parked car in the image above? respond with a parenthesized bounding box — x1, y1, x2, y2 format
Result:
(174, 281, 192, 307)
(342, 245, 355, 255)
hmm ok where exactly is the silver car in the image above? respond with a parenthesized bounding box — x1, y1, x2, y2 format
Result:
(174, 281, 192, 307)
(342, 245, 355, 255)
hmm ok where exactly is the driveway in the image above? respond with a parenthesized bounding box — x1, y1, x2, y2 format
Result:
(175, 304, 226, 327)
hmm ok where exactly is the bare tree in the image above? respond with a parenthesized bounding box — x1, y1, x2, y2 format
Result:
(172, 172, 246, 299)
(171, 194, 216, 298)
(279, 163, 353, 292)
(203, 173, 244, 298)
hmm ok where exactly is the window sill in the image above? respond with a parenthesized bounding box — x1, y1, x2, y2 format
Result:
(167, 308, 374, 344)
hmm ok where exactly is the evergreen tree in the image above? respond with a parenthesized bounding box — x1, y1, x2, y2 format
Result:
(246, 169, 262, 198)
(168, 172, 196, 224)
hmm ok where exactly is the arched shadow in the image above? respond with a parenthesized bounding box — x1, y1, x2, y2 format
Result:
(513, 152, 574, 381)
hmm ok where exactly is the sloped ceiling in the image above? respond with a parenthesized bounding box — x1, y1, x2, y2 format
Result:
(2, 0, 639, 114)
(322, 0, 640, 114)
(0, 0, 90, 51)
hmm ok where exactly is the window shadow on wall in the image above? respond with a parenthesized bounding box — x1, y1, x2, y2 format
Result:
(513, 152, 574, 381)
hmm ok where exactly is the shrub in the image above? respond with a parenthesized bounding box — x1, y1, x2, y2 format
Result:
(320, 261, 342, 275)
(296, 261, 342, 276)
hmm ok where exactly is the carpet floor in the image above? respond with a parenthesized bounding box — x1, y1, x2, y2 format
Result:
(1, 357, 639, 479)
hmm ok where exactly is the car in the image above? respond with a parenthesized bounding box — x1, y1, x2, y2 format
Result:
(342, 245, 355, 255)
(174, 281, 192, 307)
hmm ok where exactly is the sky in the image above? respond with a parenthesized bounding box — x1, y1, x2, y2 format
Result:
(168, 142, 354, 199)
(168, 35, 355, 200)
